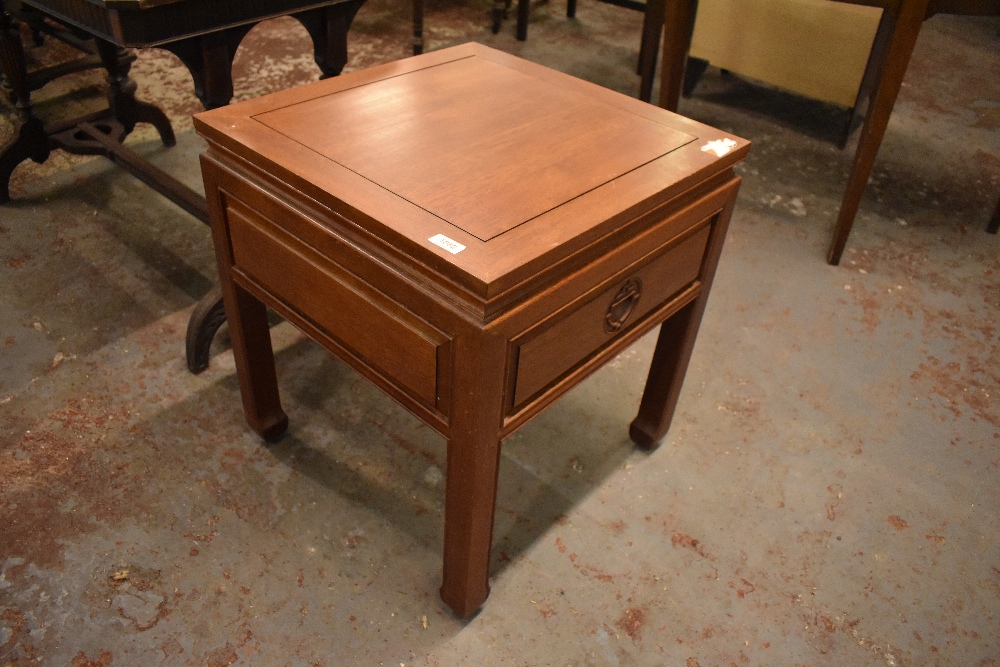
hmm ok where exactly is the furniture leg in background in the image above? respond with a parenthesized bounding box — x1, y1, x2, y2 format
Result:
(0, 8, 50, 202)
(413, 0, 424, 54)
(825, 0, 928, 265)
(1, 0, 366, 373)
(656, 0, 1000, 265)
(505, 0, 665, 102)
(656, 0, 697, 112)
(826, 0, 1000, 264)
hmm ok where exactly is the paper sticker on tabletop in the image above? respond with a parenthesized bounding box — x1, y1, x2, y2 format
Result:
(701, 138, 738, 157)
(429, 234, 466, 254)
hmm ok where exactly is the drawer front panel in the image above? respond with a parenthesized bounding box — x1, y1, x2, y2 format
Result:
(513, 224, 710, 408)
(225, 198, 446, 410)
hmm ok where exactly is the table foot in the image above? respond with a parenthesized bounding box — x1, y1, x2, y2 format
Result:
(628, 304, 698, 451)
(218, 280, 289, 441)
(0, 114, 49, 202)
(628, 418, 662, 450)
(185, 284, 229, 374)
(127, 96, 176, 147)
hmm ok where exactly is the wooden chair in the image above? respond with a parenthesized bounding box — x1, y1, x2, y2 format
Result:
(657, 0, 1000, 264)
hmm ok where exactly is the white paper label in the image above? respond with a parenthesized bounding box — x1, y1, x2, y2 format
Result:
(429, 234, 466, 254)
(700, 137, 738, 158)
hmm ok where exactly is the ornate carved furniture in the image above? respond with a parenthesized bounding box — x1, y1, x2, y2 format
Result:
(0, 0, 365, 370)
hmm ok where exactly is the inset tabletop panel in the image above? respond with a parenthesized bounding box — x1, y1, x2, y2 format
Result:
(254, 56, 695, 242)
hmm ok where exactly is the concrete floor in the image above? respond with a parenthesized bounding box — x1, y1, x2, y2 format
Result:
(2, 1, 999, 665)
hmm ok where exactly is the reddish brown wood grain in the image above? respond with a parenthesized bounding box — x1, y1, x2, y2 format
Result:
(197, 43, 748, 618)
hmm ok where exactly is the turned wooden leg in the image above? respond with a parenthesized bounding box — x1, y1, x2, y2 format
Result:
(439, 332, 507, 618)
(95, 38, 176, 146)
(0, 8, 50, 202)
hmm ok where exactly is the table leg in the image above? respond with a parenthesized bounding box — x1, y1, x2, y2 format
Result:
(225, 283, 288, 442)
(515, 0, 529, 40)
(629, 302, 702, 449)
(493, 0, 511, 35)
(412, 0, 424, 55)
(212, 255, 288, 441)
(185, 285, 228, 374)
(170, 2, 365, 373)
(439, 332, 508, 618)
(0, 8, 50, 202)
(630, 183, 737, 449)
(295, 0, 366, 79)
(637, 0, 665, 103)
(95, 39, 175, 146)
(656, 0, 697, 112)
(160, 28, 251, 110)
(826, 1, 928, 265)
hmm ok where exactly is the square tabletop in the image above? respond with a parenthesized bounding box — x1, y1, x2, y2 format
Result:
(194, 43, 749, 301)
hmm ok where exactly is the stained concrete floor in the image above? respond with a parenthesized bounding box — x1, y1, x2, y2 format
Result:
(2, 1, 999, 665)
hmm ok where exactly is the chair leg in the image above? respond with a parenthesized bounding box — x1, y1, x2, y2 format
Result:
(491, 0, 509, 34)
(637, 0, 664, 102)
(516, 0, 529, 40)
(657, 0, 698, 112)
(412, 0, 423, 55)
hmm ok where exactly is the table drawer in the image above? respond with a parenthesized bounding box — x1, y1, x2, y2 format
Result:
(224, 197, 448, 411)
(512, 223, 711, 408)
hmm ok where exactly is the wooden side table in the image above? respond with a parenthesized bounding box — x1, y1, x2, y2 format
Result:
(194, 43, 749, 617)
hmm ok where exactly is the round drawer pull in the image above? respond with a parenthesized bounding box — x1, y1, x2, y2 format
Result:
(604, 277, 642, 334)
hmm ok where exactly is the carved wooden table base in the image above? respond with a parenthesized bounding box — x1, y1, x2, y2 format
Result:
(0, 0, 365, 372)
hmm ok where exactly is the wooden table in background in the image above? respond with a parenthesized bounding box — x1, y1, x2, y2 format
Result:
(656, 0, 1000, 265)
(0, 0, 365, 370)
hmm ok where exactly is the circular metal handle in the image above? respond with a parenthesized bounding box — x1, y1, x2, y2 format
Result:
(604, 278, 642, 334)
